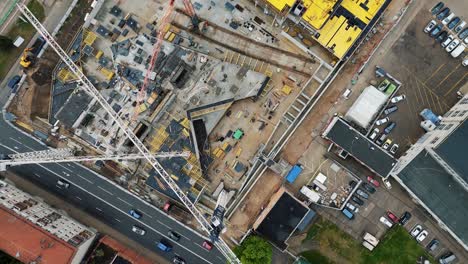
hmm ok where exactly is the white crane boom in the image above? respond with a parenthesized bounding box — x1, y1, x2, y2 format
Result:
(16, 4, 240, 263)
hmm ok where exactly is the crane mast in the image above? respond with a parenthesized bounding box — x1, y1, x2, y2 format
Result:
(15, 4, 240, 263)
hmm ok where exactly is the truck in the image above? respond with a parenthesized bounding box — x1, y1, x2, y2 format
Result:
(162, 201, 192, 222)
(362, 232, 379, 251)
(420, 108, 441, 125)
(20, 37, 46, 68)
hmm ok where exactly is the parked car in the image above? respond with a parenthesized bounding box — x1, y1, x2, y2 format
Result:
(362, 183, 376, 194)
(345, 202, 359, 213)
(427, 239, 440, 251)
(375, 117, 389, 126)
(436, 31, 448, 42)
(168, 230, 181, 241)
(172, 256, 186, 264)
(430, 24, 443, 37)
(382, 138, 392, 150)
(436, 8, 450, 20)
(442, 13, 454, 25)
(352, 195, 364, 206)
(416, 230, 428, 242)
(454, 21, 466, 33)
(389, 144, 399, 154)
(431, 2, 444, 15)
(129, 209, 142, 219)
(379, 216, 393, 228)
(382, 177, 392, 189)
(356, 189, 369, 199)
(390, 94, 406, 103)
(386, 211, 399, 223)
(369, 128, 379, 140)
(451, 43, 466, 58)
(349, 180, 358, 189)
(424, 20, 437, 33)
(384, 122, 396, 134)
(399, 211, 412, 225)
(376, 133, 387, 145)
(132, 225, 146, 235)
(342, 208, 354, 220)
(445, 39, 460, 52)
(463, 56, 468, 67)
(384, 105, 398, 115)
(367, 176, 380, 187)
(459, 28, 468, 39)
(7, 75, 21, 90)
(439, 252, 457, 264)
(442, 34, 454, 47)
(410, 224, 422, 237)
(202, 241, 213, 250)
(447, 17, 460, 29)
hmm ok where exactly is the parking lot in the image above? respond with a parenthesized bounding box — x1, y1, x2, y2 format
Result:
(369, 0, 467, 157)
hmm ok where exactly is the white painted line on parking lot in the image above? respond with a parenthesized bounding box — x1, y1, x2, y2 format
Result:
(117, 197, 132, 206)
(98, 186, 113, 195)
(58, 164, 73, 173)
(62, 171, 70, 177)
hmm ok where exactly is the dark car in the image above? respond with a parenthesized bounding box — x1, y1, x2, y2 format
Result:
(399, 211, 412, 225)
(384, 122, 396, 134)
(384, 105, 398, 115)
(349, 180, 358, 189)
(362, 183, 376, 194)
(7, 75, 21, 89)
(430, 24, 443, 37)
(356, 189, 369, 199)
(459, 28, 468, 39)
(431, 2, 444, 15)
(427, 239, 440, 251)
(436, 7, 450, 20)
(352, 196, 364, 206)
(448, 17, 460, 29)
(436, 31, 448, 42)
(439, 252, 457, 264)
(168, 230, 181, 241)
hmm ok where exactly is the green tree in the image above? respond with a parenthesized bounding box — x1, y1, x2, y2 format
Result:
(234, 235, 272, 264)
(0, 35, 14, 50)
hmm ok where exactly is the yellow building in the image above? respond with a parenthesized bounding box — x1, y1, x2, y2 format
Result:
(266, 0, 296, 12)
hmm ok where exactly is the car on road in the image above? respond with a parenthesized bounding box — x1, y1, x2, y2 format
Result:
(375, 117, 389, 126)
(389, 144, 399, 155)
(382, 177, 392, 189)
(202, 240, 213, 250)
(129, 209, 142, 219)
(410, 224, 422, 237)
(349, 180, 358, 189)
(424, 20, 437, 33)
(57, 179, 70, 188)
(447, 17, 460, 30)
(157, 239, 173, 252)
(439, 252, 457, 264)
(454, 21, 466, 33)
(132, 225, 146, 235)
(435, 31, 448, 42)
(379, 216, 393, 228)
(442, 34, 454, 47)
(352, 195, 364, 206)
(399, 211, 412, 225)
(345, 202, 359, 213)
(356, 189, 369, 199)
(431, 2, 444, 15)
(168, 230, 181, 241)
(384, 105, 398, 115)
(367, 176, 380, 187)
(7, 75, 21, 90)
(416, 230, 428, 242)
(430, 24, 443, 37)
(382, 138, 392, 150)
(376, 133, 387, 145)
(369, 128, 379, 140)
(427, 239, 440, 251)
(436, 8, 450, 20)
(445, 39, 459, 52)
(362, 183, 376, 194)
(390, 94, 406, 103)
(386, 211, 399, 223)
(384, 122, 396, 134)
(442, 13, 454, 26)
(172, 256, 186, 264)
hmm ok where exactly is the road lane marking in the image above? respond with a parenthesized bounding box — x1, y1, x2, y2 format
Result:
(436, 64, 460, 89)
(117, 197, 132, 206)
(76, 174, 93, 184)
(444, 71, 468, 97)
(157, 220, 171, 229)
(9, 137, 35, 151)
(75, 196, 82, 200)
(98, 186, 113, 195)
(115, 218, 121, 222)
(195, 243, 210, 252)
(34, 173, 41, 178)
(95, 207, 102, 211)
(58, 164, 73, 173)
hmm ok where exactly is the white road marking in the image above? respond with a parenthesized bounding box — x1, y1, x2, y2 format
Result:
(76, 174, 93, 184)
(157, 220, 171, 229)
(62, 171, 70, 177)
(117, 197, 132, 206)
(13, 146, 18, 149)
(75, 196, 82, 200)
(95, 207, 102, 211)
(115, 218, 121, 222)
(9, 137, 35, 151)
(34, 173, 41, 178)
(98, 186, 113, 195)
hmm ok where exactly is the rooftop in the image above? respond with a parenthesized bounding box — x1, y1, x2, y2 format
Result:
(322, 116, 397, 177)
(267, 0, 296, 12)
(397, 149, 468, 247)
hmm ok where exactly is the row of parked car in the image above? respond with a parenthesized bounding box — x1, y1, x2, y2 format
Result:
(426, 2, 467, 63)
(342, 176, 383, 219)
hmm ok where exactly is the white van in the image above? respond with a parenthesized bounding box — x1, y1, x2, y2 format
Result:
(451, 43, 466, 58)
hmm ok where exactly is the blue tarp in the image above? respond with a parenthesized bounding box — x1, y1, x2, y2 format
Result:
(286, 164, 303, 183)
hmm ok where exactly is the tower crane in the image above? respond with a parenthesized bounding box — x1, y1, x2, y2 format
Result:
(16, 4, 241, 264)
(0, 148, 189, 171)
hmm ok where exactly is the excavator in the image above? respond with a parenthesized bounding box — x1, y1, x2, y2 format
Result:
(20, 36, 45, 68)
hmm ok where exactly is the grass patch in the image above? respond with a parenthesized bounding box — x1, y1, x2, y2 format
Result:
(0, 0, 45, 80)
(301, 217, 435, 264)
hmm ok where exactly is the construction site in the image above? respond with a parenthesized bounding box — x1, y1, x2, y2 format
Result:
(4, 0, 393, 258)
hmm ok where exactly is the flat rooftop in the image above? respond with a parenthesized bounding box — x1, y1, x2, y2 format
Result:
(435, 119, 468, 183)
(267, 0, 296, 12)
(322, 116, 396, 177)
(0, 207, 76, 263)
(397, 149, 468, 247)
(302, 0, 338, 29)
